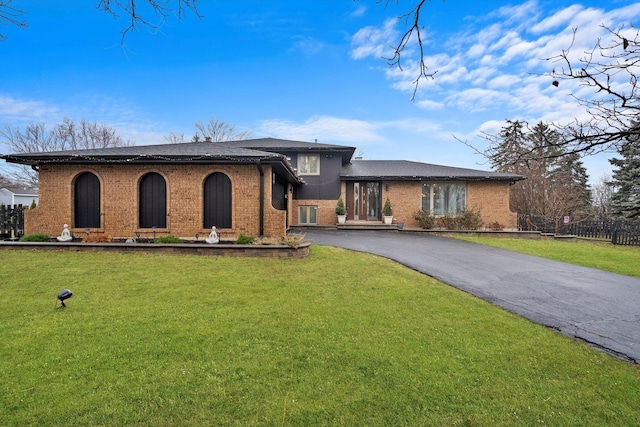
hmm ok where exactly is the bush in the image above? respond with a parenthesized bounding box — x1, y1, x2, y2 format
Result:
(155, 235, 183, 244)
(83, 234, 112, 243)
(383, 198, 393, 216)
(414, 209, 436, 229)
(236, 234, 255, 245)
(19, 233, 51, 242)
(441, 208, 484, 230)
(488, 221, 505, 231)
(335, 198, 346, 215)
(254, 234, 307, 247)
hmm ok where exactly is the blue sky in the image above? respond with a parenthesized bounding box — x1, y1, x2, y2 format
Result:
(1, 0, 639, 182)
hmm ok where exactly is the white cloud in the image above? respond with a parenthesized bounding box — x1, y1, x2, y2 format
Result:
(353, 1, 640, 143)
(259, 116, 388, 144)
(350, 18, 398, 60)
(0, 95, 61, 124)
(350, 5, 367, 18)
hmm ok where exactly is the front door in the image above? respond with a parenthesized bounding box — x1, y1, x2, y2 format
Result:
(366, 182, 381, 221)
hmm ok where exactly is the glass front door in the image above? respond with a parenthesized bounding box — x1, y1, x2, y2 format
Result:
(366, 182, 380, 221)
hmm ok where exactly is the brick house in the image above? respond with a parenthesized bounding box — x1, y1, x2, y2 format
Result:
(1, 138, 524, 239)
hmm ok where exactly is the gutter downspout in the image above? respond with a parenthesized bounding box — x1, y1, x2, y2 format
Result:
(256, 160, 265, 236)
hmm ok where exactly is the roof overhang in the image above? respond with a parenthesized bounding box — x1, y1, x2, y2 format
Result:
(1, 152, 304, 185)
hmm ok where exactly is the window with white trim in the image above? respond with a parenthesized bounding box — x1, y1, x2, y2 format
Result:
(297, 154, 320, 175)
(421, 182, 466, 215)
(299, 205, 318, 224)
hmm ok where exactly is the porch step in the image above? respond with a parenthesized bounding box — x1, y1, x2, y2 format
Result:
(337, 222, 398, 230)
(289, 222, 399, 233)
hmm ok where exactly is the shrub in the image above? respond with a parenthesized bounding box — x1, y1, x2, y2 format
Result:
(414, 209, 436, 229)
(440, 208, 484, 230)
(30, 199, 37, 209)
(236, 234, 255, 245)
(382, 198, 393, 216)
(19, 233, 51, 242)
(335, 198, 346, 215)
(488, 221, 505, 231)
(155, 235, 183, 244)
(83, 234, 112, 243)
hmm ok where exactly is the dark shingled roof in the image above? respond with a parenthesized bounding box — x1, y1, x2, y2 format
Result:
(0, 141, 303, 184)
(341, 160, 525, 182)
(0, 141, 284, 162)
(219, 138, 356, 152)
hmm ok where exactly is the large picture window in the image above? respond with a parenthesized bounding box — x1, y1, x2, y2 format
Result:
(74, 172, 101, 228)
(422, 182, 466, 215)
(139, 172, 167, 228)
(297, 154, 320, 175)
(298, 206, 317, 224)
(203, 172, 232, 229)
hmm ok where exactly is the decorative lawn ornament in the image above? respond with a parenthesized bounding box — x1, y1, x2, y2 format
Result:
(57, 289, 73, 308)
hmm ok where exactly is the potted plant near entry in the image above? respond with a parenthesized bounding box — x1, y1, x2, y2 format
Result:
(336, 197, 347, 224)
(382, 197, 393, 225)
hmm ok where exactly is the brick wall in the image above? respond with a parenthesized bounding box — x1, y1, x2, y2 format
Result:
(326, 180, 517, 229)
(292, 199, 337, 225)
(466, 181, 517, 229)
(25, 163, 288, 239)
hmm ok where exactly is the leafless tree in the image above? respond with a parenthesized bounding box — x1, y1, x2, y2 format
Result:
(1, 118, 132, 185)
(163, 132, 187, 144)
(590, 174, 613, 219)
(543, 24, 640, 157)
(193, 117, 252, 142)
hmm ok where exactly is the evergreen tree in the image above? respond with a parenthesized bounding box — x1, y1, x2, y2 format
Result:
(488, 120, 591, 222)
(609, 138, 640, 219)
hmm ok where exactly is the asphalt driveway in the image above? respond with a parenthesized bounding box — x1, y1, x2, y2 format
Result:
(304, 230, 640, 363)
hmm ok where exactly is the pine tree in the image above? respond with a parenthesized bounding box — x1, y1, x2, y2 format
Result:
(609, 138, 640, 219)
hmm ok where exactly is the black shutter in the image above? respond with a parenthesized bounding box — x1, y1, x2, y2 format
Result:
(74, 172, 101, 228)
(203, 173, 232, 228)
(139, 172, 167, 228)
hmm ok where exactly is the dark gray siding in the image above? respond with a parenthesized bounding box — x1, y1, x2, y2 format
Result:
(286, 151, 342, 200)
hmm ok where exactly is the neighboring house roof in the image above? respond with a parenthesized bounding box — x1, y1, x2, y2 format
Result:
(1, 186, 38, 196)
(341, 160, 525, 182)
(0, 142, 303, 184)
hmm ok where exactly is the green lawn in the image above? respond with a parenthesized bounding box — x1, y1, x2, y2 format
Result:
(452, 236, 640, 278)
(1, 248, 639, 426)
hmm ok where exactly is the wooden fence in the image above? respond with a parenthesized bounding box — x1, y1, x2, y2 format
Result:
(0, 204, 25, 239)
(518, 215, 640, 246)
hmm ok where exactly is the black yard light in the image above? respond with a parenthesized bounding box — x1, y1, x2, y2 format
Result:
(57, 289, 73, 308)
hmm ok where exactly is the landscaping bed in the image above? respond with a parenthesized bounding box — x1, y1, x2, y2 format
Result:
(0, 240, 311, 258)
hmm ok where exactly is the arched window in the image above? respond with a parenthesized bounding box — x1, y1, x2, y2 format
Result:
(203, 172, 232, 229)
(74, 172, 101, 228)
(139, 172, 167, 228)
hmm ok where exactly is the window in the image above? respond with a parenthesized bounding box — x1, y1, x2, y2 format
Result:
(299, 206, 318, 224)
(74, 172, 100, 228)
(139, 172, 167, 228)
(203, 172, 232, 229)
(298, 154, 320, 175)
(422, 182, 466, 215)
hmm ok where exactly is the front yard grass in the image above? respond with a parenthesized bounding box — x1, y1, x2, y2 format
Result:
(1, 247, 639, 426)
(451, 236, 640, 277)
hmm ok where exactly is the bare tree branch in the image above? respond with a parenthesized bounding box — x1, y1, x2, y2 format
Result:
(542, 24, 640, 157)
(96, 0, 201, 43)
(0, 0, 27, 41)
(381, 0, 438, 100)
